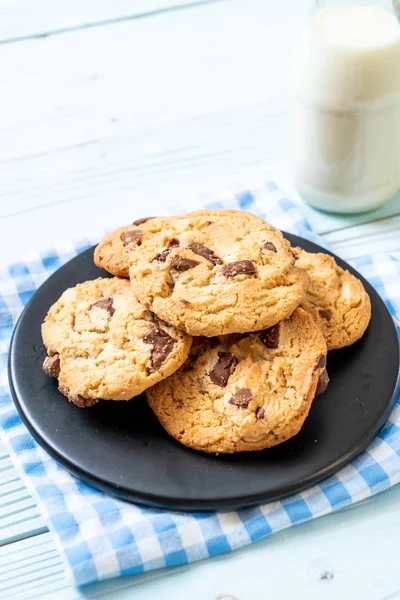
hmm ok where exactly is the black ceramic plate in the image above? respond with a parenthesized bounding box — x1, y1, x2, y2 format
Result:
(8, 234, 400, 511)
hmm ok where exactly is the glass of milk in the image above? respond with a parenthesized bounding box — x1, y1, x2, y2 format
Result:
(292, 1, 400, 213)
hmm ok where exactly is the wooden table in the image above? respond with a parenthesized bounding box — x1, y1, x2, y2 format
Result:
(1, 1, 399, 598)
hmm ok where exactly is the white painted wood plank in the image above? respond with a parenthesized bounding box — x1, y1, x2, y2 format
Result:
(0, 513, 46, 546)
(0, 0, 308, 263)
(0, 470, 20, 487)
(0, 500, 43, 528)
(2, 572, 67, 600)
(0, 0, 398, 265)
(0, 0, 292, 160)
(0, 487, 31, 509)
(0, 478, 25, 497)
(0, 557, 63, 584)
(0, 101, 285, 218)
(0, 534, 68, 600)
(0, 472, 43, 549)
(0, 0, 224, 44)
(3, 486, 400, 600)
(0, 456, 13, 472)
(0, 443, 47, 545)
(0, 442, 9, 460)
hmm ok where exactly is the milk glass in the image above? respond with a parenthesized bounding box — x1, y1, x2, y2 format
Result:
(292, 1, 400, 213)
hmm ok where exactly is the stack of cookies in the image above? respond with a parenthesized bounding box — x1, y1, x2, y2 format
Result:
(42, 210, 371, 453)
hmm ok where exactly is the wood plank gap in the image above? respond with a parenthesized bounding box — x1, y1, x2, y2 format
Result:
(0, 486, 26, 500)
(1, 570, 66, 595)
(0, 139, 102, 165)
(0, 0, 229, 46)
(0, 495, 33, 511)
(0, 506, 41, 522)
(0, 527, 50, 549)
(0, 559, 64, 585)
(0, 550, 56, 572)
(0, 465, 13, 474)
(0, 477, 21, 488)
(13, 582, 69, 600)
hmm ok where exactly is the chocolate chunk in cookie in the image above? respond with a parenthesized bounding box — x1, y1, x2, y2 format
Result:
(229, 388, 252, 408)
(170, 255, 199, 272)
(315, 353, 326, 369)
(187, 242, 223, 265)
(90, 297, 115, 315)
(319, 309, 332, 320)
(262, 241, 277, 252)
(58, 385, 99, 408)
(120, 230, 143, 247)
(316, 369, 329, 395)
(225, 333, 247, 346)
(143, 326, 177, 370)
(208, 352, 238, 387)
(256, 406, 265, 420)
(152, 249, 171, 263)
(222, 260, 256, 278)
(132, 217, 154, 226)
(152, 239, 180, 263)
(259, 325, 280, 349)
(43, 353, 60, 379)
(183, 337, 212, 372)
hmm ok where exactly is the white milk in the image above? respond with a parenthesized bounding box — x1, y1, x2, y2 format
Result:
(292, 5, 400, 213)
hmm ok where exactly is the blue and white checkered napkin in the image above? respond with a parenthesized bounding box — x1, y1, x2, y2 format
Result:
(1, 183, 400, 587)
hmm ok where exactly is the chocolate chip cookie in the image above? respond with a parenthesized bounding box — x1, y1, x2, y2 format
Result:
(147, 307, 328, 453)
(42, 277, 192, 407)
(94, 216, 169, 278)
(292, 248, 371, 350)
(129, 209, 309, 336)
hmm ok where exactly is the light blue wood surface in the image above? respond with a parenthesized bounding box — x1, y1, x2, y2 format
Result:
(0, 1, 399, 598)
